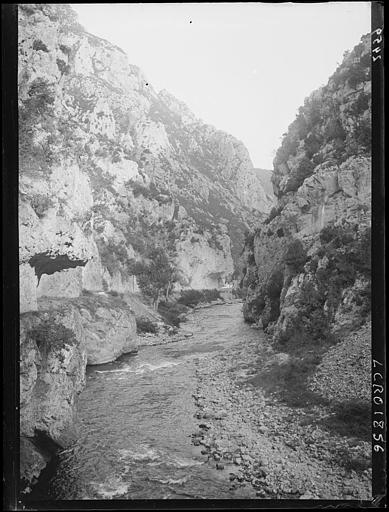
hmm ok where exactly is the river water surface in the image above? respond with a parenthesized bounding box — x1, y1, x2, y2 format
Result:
(46, 302, 263, 500)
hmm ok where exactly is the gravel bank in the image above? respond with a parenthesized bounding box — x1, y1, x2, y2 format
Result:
(190, 325, 371, 500)
(308, 322, 371, 403)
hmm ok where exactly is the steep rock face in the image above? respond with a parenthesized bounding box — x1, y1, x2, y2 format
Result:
(20, 301, 87, 489)
(18, 4, 269, 315)
(35, 295, 138, 365)
(72, 294, 138, 365)
(19, 293, 137, 490)
(241, 35, 371, 345)
(20, 302, 86, 441)
(175, 229, 233, 289)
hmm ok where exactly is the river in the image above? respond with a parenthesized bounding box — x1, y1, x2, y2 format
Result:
(43, 302, 264, 500)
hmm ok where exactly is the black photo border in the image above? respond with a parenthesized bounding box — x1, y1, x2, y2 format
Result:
(2, 1, 386, 510)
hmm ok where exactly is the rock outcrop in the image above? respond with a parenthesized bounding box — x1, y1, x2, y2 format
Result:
(241, 34, 371, 346)
(19, 293, 138, 490)
(20, 301, 87, 489)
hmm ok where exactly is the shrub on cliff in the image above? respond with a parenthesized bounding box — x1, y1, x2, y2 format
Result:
(283, 239, 307, 273)
(129, 180, 153, 199)
(30, 194, 55, 218)
(304, 132, 322, 159)
(97, 239, 134, 277)
(232, 287, 245, 299)
(315, 224, 371, 318)
(178, 289, 203, 306)
(274, 135, 298, 168)
(243, 230, 255, 247)
(318, 224, 370, 279)
(32, 39, 49, 52)
(266, 269, 284, 299)
(133, 247, 178, 309)
(272, 35, 370, 180)
(136, 317, 157, 334)
(158, 301, 188, 327)
(348, 92, 370, 117)
(323, 118, 346, 142)
(257, 269, 284, 326)
(129, 180, 170, 204)
(29, 4, 84, 32)
(29, 321, 77, 356)
(347, 64, 366, 89)
(320, 224, 343, 244)
(298, 280, 332, 342)
(23, 78, 56, 117)
(353, 116, 371, 153)
(202, 289, 222, 302)
(56, 58, 71, 76)
(19, 78, 57, 175)
(263, 206, 282, 225)
(178, 289, 221, 307)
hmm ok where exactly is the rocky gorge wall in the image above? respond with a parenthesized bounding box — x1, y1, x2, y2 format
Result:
(19, 293, 138, 491)
(18, 4, 271, 490)
(241, 34, 371, 347)
(19, 4, 271, 315)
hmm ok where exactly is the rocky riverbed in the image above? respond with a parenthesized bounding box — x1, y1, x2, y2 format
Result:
(190, 323, 372, 500)
(137, 298, 236, 347)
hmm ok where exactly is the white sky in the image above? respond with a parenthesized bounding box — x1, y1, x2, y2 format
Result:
(71, 2, 371, 168)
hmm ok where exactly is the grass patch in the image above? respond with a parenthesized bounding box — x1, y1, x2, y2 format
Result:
(249, 353, 328, 408)
(275, 356, 325, 407)
(247, 337, 334, 409)
(321, 400, 371, 441)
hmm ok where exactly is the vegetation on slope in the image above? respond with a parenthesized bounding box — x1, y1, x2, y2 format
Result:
(272, 35, 371, 198)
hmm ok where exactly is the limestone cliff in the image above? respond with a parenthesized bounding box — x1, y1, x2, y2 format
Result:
(20, 300, 87, 489)
(19, 4, 269, 313)
(241, 35, 371, 347)
(18, 3, 269, 489)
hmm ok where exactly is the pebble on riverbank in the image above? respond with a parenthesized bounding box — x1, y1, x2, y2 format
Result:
(190, 323, 371, 500)
(308, 323, 371, 403)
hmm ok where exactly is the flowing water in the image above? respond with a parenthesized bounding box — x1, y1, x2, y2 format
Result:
(46, 302, 263, 500)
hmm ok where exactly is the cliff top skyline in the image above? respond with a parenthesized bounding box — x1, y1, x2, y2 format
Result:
(71, 2, 371, 168)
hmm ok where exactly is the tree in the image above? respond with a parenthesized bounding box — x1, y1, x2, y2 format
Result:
(133, 247, 177, 309)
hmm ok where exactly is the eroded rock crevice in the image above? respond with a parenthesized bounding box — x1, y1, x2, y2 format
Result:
(29, 252, 88, 281)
